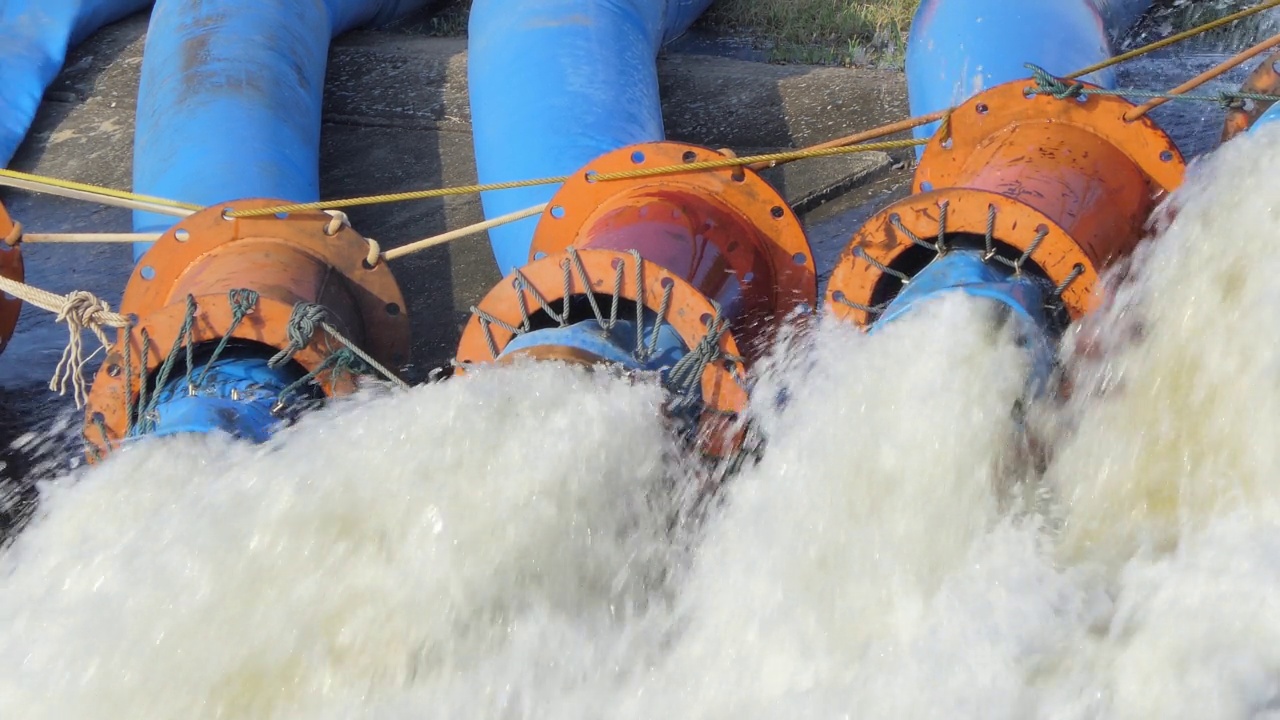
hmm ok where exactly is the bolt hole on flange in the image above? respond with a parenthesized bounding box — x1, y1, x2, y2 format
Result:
(174, 229, 190, 242)
(770, 206, 785, 219)
(682, 151, 698, 163)
(631, 151, 646, 165)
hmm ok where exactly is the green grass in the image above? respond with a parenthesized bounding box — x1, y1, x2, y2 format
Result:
(408, 0, 1274, 67)
(417, 0, 920, 67)
(699, 0, 919, 67)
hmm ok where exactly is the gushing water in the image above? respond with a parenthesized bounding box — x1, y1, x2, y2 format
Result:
(4, 126, 1280, 719)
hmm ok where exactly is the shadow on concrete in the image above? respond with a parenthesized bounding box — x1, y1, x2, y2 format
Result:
(0, 11, 916, 520)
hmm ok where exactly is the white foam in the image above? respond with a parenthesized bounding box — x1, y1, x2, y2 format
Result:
(4, 123, 1280, 720)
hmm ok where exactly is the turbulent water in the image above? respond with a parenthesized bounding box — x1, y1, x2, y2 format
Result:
(4, 117, 1280, 717)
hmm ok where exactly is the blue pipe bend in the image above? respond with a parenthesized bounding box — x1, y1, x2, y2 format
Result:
(905, 0, 1152, 150)
(0, 1, 153, 167)
(888, 0, 1152, 389)
(130, 0, 429, 444)
(467, 0, 714, 275)
(131, 0, 431, 254)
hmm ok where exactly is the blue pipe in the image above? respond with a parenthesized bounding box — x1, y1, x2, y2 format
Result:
(870, 252, 1056, 394)
(0, 1, 153, 167)
(884, 0, 1152, 388)
(468, 0, 714, 276)
(129, 0, 428, 443)
(1250, 102, 1280, 135)
(905, 0, 1152, 152)
(502, 319, 687, 371)
(132, 0, 430, 254)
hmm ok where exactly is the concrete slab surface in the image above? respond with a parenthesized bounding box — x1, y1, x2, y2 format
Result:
(0, 9, 911, 503)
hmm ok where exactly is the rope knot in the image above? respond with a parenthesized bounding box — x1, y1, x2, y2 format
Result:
(322, 210, 351, 236)
(1025, 63, 1085, 100)
(50, 290, 126, 408)
(227, 288, 259, 321)
(3, 220, 22, 247)
(268, 302, 330, 368)
(1218, 91, 1246, 110)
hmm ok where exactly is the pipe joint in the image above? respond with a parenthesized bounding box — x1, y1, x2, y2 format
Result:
(457, 141, 816, 456)
(1224, 48, 1280, 141)
(0, 201, 25, 359)
(84, 198, 410, 461)
(827, 77, 1185, 329)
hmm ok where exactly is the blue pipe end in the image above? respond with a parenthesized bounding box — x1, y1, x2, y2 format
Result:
(1250, 102, 1280, 135)
(872, 251, 1057, 395)
(140, 356, 303, 444)
(500, 319, 687, 372)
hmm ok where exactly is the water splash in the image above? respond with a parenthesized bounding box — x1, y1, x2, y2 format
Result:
(3, 115, 1280, 720)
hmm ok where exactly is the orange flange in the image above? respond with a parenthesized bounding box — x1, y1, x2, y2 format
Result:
(530, 141, 817, 358)
(1223, 49, 1280, 142)
(0, 202, 24, 358)
(827, 78, 1186, 327)
(457, 141, 813, 457)
(83, 198, 410, 459)
(456, 249, 749, 456)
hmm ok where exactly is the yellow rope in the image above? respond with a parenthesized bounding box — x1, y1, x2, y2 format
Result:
(590, 138, 927, 180)
(225, 138, 928, 218)
(210, 4, 1280, 219)
(1067, 0, 1280, 79)
(0, 168, 200, 211)
(0, 2, 1272, 222)
(222, 175, 571, 217)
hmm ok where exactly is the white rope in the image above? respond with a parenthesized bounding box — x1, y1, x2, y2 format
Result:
(0, 176, 193, 217)
(381, 203, 548, 263)
(23, 232, 162, 244)
(0, 273, 127, 408)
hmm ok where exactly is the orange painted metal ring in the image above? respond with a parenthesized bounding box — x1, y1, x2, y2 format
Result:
(530, 141, 817, 357)
(455, 248, 749, 455)
(827, 190, 1103, 325)
(914, 80, 1184, 196)
(0, 202, 24, 358)
(1223, 48, 1280, 142)
(828, 78, 1186, 327)
(83, 199, 410, 459)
